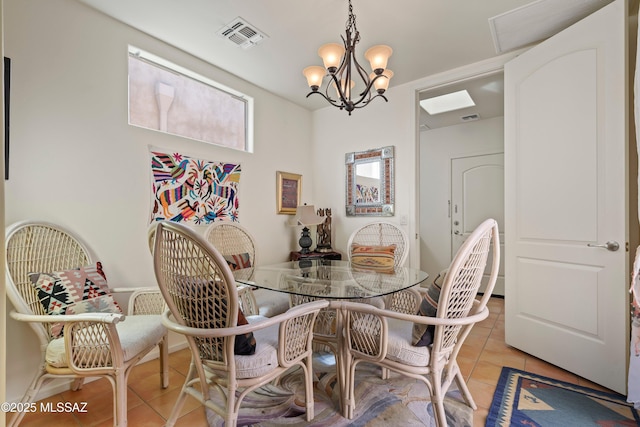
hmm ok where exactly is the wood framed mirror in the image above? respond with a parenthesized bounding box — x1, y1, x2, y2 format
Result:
(345, 146, 394, 216)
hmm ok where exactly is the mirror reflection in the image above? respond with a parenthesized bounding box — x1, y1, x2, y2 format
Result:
(346, 146, 394, 216)
(355, 161, 381, 203)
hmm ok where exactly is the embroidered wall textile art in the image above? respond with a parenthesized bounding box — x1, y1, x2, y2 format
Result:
(149, 149, 241, 224)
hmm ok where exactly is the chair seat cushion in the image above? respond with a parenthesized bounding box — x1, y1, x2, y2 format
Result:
(386, 318, 431, 367)
(234, 315, 280, 378)
(46, 314, 165, 368)
(253, 289, 290, 317)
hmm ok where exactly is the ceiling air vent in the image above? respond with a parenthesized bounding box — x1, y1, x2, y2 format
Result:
(461, 113, 480, 122)
(217, 17, 268, 49)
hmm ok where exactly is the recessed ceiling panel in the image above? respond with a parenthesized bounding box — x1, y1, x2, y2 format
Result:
(489, 0, 614, 54)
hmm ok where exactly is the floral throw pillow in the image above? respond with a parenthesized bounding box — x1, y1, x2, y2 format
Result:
(29, 262, 122, 338)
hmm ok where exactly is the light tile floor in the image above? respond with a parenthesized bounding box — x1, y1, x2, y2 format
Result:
(13, 297, 620, 426)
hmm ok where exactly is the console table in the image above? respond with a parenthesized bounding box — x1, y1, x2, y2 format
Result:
(289, 250, 342, 261)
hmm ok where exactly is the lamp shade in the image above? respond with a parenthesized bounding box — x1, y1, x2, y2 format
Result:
(371, 69, 393, 92)
(295, 204, 325, 226)
(364, 45, 393, 73)
(332, 78, 355, 99)
(318, 43, 345, 72)
(303, 66, 326, 89)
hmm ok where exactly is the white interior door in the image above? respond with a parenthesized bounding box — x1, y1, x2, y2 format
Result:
(504, 0, 628, 393)
(451, 153, 505, 295)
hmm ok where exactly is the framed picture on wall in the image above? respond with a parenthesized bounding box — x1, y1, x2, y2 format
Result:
(276, 171, 301, 214)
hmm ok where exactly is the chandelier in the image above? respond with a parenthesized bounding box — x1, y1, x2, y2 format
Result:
(302, 0, 393, 115)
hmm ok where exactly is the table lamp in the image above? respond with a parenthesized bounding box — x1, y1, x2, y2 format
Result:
(294, 204, 325, 254)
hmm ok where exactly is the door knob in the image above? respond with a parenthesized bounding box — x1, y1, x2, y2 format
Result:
(453, 230, 460, 235)
(587, 241, 620, 251)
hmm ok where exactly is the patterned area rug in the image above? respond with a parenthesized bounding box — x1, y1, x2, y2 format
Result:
(206, 353, 472, 426)
(486, 367, 640, 426)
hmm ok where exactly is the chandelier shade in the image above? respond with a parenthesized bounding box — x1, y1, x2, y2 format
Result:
(364, 45, 393, 73)
(318, 43, 345, 71)
(303, 66, 326, 90)
(372, 69, 393, 93)
(303, 0, 393, 115)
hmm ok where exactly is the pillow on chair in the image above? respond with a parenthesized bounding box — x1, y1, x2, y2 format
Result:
(223, 253, 252, 271)
(29, 261, 122, 338)
(187, 278, 257, 356)
(235, 308, 257, 355)
(412, 269, 447, 347)
(350, 244, 396, 272)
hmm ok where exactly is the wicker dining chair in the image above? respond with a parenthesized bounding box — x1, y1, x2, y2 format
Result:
(204, 222, 257, 282)
(340, 218, 500, 426)
(203, 222, 259, 314)
(204, 221, 291, 317)
(5, 220, 169, 427)
(152, 221, 327, 427)
(347, 221, 409, 268)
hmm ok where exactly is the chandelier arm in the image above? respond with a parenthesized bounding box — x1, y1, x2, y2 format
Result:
(352, 93, 389, 110)
(357, 73, 386, 97)
(351, 55, 371, 92)
(327, 71, 351, 107)
(305, 89, 344, 109)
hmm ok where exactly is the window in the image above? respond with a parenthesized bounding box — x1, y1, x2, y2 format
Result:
(128, 46, 253, 152)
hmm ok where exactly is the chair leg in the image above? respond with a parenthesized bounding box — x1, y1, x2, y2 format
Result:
(454, 368, 477, 410)
(303, 357, 314, 421)
(71, 377, 85, 391)
(431, 370, 448, 427)
(345, 359, 357, 420)
(112, 372, 128, 427)
(8, 367, 52, 427)
(159, 337, 169, 388)
(226, 383, 238, 427)
(381, 367, 390, 380)
(165, 364, 196, 427)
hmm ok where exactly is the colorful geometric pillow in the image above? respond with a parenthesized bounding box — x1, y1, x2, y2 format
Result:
(350, 244, 396, 272)
(412, 269, 447, 346)
(223, 253, 252, 271)
(29, 262, 122, 338)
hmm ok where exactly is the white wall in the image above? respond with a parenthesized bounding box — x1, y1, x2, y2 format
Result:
(310, 83, 419, 268)
(419, 116, 504, 280)
(3, 0, 315, 402)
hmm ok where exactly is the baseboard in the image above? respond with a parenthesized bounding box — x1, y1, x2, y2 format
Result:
(8, 340, 188, 404)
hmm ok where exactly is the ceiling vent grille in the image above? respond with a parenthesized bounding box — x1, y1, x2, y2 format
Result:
(461, 113, 480, 122)
(217, 17, 267, 49)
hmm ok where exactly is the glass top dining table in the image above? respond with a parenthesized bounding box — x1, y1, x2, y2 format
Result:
(235, 259, 429, 300)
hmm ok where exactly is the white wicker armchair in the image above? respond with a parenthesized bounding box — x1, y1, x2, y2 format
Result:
(152, 221, 328, 427)
(5, 220, 169, 427)
(340, 218, 500, 426)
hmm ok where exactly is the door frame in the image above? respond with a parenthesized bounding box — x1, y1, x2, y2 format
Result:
(411, 51, 521, 278)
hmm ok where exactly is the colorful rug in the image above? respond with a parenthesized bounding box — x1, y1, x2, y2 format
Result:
(486, 367, 640, 426)
(206, 353, 472, 426)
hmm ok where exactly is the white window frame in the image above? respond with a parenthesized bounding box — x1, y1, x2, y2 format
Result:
(128, 45, 254, 152)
